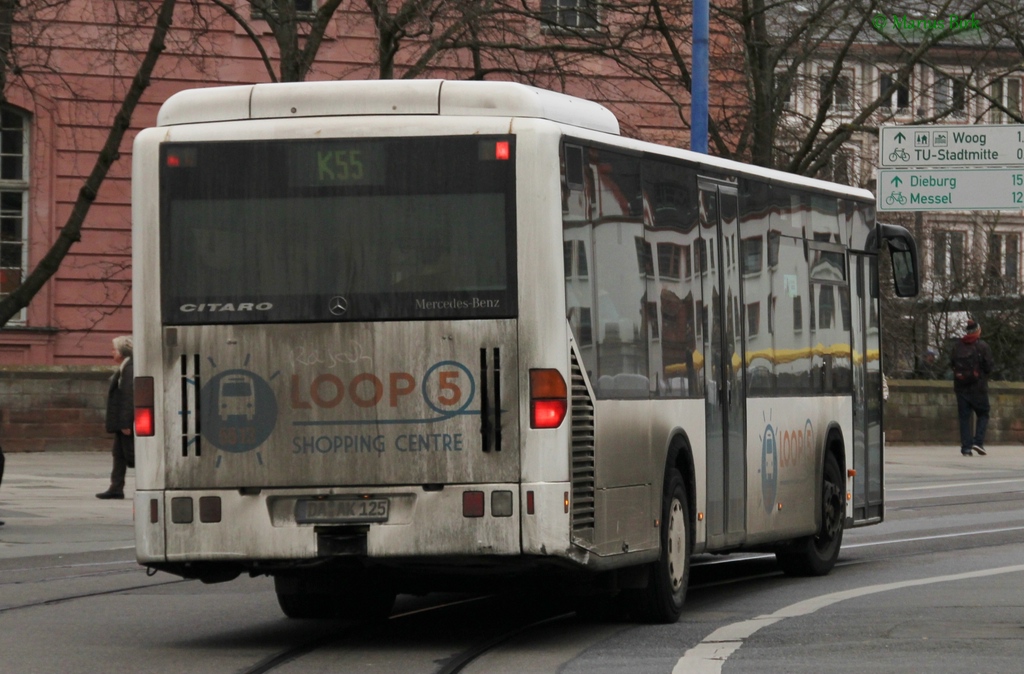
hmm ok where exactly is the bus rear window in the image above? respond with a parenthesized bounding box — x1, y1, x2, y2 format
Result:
(159, 136, 517, 324)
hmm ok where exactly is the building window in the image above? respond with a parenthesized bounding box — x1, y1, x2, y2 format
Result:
(741, 236, 763, 275)
(935, 75, 966, 118)
(767, 230, 781, 267)
(635, 237, 654, 276)
(990, 77, 1022, 123)
(840, 287, 851, 330)
(880, 73, 910, 113)
(647, 302, 660, 339)
(833, 152, 851, 184)
(746, 302, 760, 336)
(777, 69, 796, 112)
(695, 238, 708, 274)
(564, 240, 589, 279)
(933, 230, 965, 280)
(0, 107, 28, 322)
(818, 151, 851, 184)
(541, 0, 598, 30)
(820, 71, 853, 112)
(578, 307, 592, 346)
(564, 144, 585, 189)
(988, 232, 1020, 289)
(251, 0, 316, 21)
(576, 240, 588, 278)
(657, 242, 682, 279)
(818, 285, 835, 329)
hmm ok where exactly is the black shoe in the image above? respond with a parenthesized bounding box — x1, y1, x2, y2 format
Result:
(0, 520, 5, 526)
(96, 490, 125, 500)
(972, 445, 987, 456)
(961, 450, 973, 456)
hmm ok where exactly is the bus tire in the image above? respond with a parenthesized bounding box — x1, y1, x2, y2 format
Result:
(630, 468, 690, 623)
(274, 571, 395, 621)
(776, 451, 844, 577)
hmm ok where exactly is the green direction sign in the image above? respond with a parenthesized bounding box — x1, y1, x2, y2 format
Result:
(878, 168, 1024, 211)
(880, 124, 1024, 168)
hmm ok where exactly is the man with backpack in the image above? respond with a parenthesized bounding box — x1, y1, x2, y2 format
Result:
(951, 319, 994, 457)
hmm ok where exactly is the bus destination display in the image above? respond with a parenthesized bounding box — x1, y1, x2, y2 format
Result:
(288, 140, 387, 187)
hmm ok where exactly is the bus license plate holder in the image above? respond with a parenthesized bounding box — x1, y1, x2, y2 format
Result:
(295, 497, 390, 524)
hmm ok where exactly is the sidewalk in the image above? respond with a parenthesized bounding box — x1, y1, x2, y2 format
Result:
(0, 445, 1021, 561)
(0, 451, 134, 560)
(885, 442, 1024, 485)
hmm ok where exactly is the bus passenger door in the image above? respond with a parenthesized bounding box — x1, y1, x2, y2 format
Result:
(699, 181, 747, 549)
(850, 253, 883, 523)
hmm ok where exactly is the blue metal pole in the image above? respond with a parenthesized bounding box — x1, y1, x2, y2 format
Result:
(692, 0, 709, 153)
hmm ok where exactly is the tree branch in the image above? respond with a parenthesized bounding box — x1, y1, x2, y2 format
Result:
(0, 0, 178, 327)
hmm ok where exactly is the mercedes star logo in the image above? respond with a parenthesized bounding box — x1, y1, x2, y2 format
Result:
(328, 296, 348, 316)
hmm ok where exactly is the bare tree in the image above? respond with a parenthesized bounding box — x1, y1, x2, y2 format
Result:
(214, 0, 613, 85)
(882, 210, 1024, 381)
(0, 0, 182, 328)
(5, 0, 1020, 333)
(707, 0, 1023, 172)
(208, 0, 344, 81)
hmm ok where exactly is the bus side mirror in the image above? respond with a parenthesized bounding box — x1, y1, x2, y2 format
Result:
(879, 223, 919, 298)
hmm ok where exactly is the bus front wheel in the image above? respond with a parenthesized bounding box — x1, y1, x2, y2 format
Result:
(629, 468, 690, 623)
(776, 452, 844, 577)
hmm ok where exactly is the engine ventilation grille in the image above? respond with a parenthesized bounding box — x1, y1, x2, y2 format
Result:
(570, 351, 595, 543)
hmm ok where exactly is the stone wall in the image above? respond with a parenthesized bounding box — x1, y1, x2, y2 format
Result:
(1, 368, 1022, 451)
(0, 366, 114, 453)
(885, 379, 1024, 445)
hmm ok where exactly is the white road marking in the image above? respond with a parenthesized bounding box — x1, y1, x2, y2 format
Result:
(843, 525, 1024, 548)
(888, 478, 1024, 492)
(674, 563, 1024, 674)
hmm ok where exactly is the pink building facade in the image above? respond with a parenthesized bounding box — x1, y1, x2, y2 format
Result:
(0, 0, 741, 365)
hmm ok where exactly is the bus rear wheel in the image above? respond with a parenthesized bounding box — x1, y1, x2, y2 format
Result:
(629, 468, 690, 623)
(274, 570, 395, 621)
(776, 452, 844, 577)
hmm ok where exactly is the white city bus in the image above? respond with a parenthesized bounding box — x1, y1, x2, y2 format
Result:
(131, 80, 919, 623)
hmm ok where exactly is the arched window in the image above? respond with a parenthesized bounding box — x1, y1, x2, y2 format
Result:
(0, 105, 28, 322)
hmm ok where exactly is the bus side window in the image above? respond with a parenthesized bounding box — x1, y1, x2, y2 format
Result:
(590, 150, 648, 399)
(642, 157, 701, 399)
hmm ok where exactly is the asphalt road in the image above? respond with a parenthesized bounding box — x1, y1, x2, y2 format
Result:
(0, 445, 1022, 673)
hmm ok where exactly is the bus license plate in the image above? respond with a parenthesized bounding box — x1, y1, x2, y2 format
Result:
(295, 498, 390, 524)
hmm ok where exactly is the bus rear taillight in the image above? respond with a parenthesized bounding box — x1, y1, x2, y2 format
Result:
(135, 376, 155, 437)
(530, 369, 567, 429)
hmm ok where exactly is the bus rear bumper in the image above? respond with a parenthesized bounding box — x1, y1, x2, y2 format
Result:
(136, 484, 542, 566)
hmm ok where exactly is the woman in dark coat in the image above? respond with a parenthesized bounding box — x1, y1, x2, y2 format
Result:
(97, 336, 134, 499)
